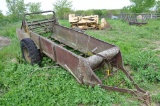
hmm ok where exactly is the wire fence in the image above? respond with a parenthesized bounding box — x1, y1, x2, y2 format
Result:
(120, 13, 160, 23)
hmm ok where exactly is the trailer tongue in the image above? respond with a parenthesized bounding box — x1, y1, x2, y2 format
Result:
(16, 11, 151, 105)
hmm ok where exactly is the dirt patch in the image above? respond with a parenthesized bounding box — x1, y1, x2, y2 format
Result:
(0, 36, 10, 49)
(153, 41, 160, 57)
(153, 41, 160, 51)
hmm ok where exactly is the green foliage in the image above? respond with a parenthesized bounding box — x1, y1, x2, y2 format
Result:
(87, 9, 103, 16)
(6, 0, 26, 21)
(26, 2, 42, 13)
(125, 51, 159, 70)
(75, 9, 120, 17)
(152, 92, 160, 103)
(129, 0, 156, 13)
(121, 6, 131, 13)
(59, 20, 71, 27)
(141, 67, 160, 83)
(75, 10, 86, 15)
(0, 10, 4, 19)
(4, 1, 42, 23)
(0, 22, 20, 37)
(53, 0, 73, 19)
(122, 0, 157, 13)
(155, 1, 160, 13)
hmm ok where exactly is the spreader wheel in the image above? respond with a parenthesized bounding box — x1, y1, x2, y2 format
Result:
(20, 38, 41, 65)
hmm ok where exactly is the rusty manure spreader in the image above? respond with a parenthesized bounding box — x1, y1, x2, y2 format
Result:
(16, 11, 151, 105)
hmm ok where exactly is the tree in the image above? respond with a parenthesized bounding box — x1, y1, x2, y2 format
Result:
(121, 6, 131, 13)
(84, 9, 94, 15)
(53, 0, 73, 19)
(6, 0, 26, 20)
(129, 0, 156, 13)
(93, 10, 103, 17)
(27, 2, 42, 13)
(0, 10, 4, 19)
(155, 0, 160, 13)
(75, 10, 85, 16)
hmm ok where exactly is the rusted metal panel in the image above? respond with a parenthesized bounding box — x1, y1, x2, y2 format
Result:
(54, 45, 102, 84)
(52, 24, 124, 69)
(40, 37, 55, 60)
(16, 28, 30, 40)
(78, 59, 102, 85)
(86, 47, 119, 69)
(55, 45, 80, 71)
(54, 46, 82, 83)
(30, 32, 41, 48)
(52, 24, 115, 54)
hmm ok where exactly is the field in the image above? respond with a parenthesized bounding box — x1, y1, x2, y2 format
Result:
(0, 19, 160, 106)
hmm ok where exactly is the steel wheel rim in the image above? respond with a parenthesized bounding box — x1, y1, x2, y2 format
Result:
(23, 47, 31, 63)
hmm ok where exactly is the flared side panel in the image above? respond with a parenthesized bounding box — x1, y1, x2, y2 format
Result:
(52, 24, 115, 54)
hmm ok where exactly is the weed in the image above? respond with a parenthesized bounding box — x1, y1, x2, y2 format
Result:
(152, 92, 160, 104)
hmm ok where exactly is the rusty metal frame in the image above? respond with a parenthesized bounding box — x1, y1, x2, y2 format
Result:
(16, 11, 151, 105)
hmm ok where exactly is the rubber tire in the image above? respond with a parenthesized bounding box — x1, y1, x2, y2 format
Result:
(20, 38, 41, 65)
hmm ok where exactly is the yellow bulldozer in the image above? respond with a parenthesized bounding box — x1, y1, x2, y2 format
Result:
(69, 14, 111, 30)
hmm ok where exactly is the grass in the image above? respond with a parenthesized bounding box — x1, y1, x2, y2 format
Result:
(0, 19, 160, 106)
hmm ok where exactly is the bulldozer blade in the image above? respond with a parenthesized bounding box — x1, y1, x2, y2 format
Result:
(100, 18, 112, 30)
